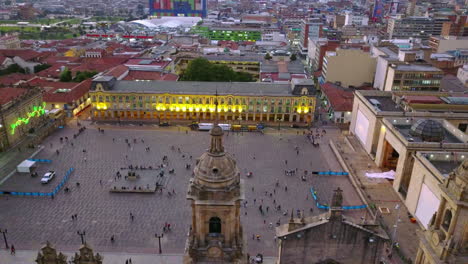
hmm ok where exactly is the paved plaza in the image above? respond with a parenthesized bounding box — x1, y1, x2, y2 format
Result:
(0, 122, 365, 257)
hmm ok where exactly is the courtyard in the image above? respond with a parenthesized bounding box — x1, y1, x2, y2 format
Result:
(0, 122, 365, 257)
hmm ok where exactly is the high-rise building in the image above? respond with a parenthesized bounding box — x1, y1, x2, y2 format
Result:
(299, 18, 323, 55)
(149, 0, 207, 17)
(387, 16, 450, 39)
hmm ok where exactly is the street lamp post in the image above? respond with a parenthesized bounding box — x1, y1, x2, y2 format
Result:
(155, 233, 163, 254)
(77, 230, 86, 244)
(0, 229, 8, 249)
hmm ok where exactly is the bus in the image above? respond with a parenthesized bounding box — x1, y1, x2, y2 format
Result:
(198, 123, 231, 131)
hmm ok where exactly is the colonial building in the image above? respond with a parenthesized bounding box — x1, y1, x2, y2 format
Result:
(184, 117, 245, 263)
(406, 151, 467, 229)
(89, 77, 316, 125)
(275, 188, 388, 263)
(415, 159, 468, 264)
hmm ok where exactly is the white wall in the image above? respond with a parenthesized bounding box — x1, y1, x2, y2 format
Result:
(374, 57, 391, 90)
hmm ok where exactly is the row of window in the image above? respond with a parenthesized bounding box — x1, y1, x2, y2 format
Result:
(100, 103, 303, 113)
(392, 86, 440, 91)
(93, 95, 314, 106)
(393, 80, 440, 86)
(395, 73, 443, 79)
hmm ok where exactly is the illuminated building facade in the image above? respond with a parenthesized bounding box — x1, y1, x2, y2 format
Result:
(89, 77, 316, 125)
(0, 87, 45, 151)
(149, 0, 207, 17)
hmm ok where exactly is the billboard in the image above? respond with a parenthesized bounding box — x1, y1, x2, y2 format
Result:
(372, 0, 385, 20)
(149, 0, 207, 17)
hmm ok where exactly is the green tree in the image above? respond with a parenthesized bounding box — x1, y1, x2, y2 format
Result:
(264, 53, 272, 60)
(0, 63, 25, 76)
(290, 54, 297, 61)
(72, 70, 98, 82)
(34, 63, 51, 73)
(181, 58, 253, 82)
(59, 67, 72, 82)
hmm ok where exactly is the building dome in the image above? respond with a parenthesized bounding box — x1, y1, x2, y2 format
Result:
(410, 119, 445, 142)
(193, 152, 239, 188)
(193, 124, 240, 189)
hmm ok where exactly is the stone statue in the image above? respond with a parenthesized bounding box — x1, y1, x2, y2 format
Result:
(35, 241, 67, 264)
(331, 187, 343, 208)
(71, 243, 103, 264)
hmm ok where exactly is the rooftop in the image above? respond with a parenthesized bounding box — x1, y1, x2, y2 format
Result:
(393, 64, 443, 72)
(320, 82, 354, 111)
(365, 96, 403, 112)
(107, 80, 297, 97)
(418, 151, 467, 178)
(0, 87, 28, 105)
(390, 118, 464, 144)
(430, 160, 463, 176)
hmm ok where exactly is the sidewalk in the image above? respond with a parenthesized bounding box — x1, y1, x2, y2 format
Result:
(0, 250, 277, 264)
(329, 134, 420, 264)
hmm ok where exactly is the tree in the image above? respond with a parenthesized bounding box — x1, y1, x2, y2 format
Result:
(290, 54, 297, 61)
(73, 70, 98, 82)
(59, 67, 72, 82)
(0, 63, 25, 76)
(34, 63, 51, 73)
(181, 58, 253, 82)
(264, 53, 272, 60)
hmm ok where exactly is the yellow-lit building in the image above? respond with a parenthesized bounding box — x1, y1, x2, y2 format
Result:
(89, 77, 316, 125)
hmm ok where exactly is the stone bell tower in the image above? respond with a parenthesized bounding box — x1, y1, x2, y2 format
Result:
(415, 159, 468, 264)
(184, 105, 245, 263)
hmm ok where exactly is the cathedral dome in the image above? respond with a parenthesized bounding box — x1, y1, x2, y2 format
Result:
(193, 124, 240, 189)
(409, 119, 445, 142)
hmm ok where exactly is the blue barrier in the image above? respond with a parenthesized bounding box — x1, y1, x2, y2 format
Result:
(0, 168, 74, 197)
(28, 159, 52, 163)
(313, 171, 349, 176)
(310, 187, 367, 210)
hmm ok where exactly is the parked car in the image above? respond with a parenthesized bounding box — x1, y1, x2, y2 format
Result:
(160, 122, 170, 127)
(41, 171, 56, 184)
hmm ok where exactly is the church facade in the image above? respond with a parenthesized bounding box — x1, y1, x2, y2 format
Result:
(184, 120, 246, 263)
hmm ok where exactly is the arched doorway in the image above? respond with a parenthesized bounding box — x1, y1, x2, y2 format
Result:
(209, 217, 221, 234)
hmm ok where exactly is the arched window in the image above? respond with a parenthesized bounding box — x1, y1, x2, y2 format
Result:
(209, 217, 221, 234)
(442, 210, 452, 231)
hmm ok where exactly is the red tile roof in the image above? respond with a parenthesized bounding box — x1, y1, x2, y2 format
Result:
(36, 63, 67, 79)
(44, 56, 81, 65)
(123, 70, 179, 81)
(105, 65, 129, 79)
(320, 82, 354, 112)
(41, 79, 92, 103)
(0, 73, 34, 86)
(0, 49, 42, 61)
(0, 87, 28, 105)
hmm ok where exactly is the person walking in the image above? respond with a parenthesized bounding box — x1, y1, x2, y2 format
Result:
(10, 245, 15, 255)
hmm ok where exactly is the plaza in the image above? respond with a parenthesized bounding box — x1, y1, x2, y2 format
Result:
(0, 122, 365, 258)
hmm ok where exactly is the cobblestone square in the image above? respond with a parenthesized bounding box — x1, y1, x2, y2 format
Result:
(0, 124, 366, 257)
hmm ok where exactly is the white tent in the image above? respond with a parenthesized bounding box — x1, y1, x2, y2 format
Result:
(17, 160, 36, 173)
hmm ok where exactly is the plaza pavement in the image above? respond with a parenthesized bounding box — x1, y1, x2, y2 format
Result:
(0, 121, 366, 259)
(0, 250, 277, 264)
